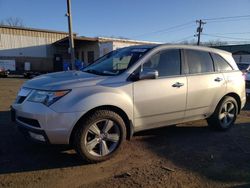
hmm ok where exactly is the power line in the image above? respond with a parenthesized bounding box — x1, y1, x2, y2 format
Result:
(131, 21, 194, 38)
(129, 14, 250, 41)
(202, 33, 250, 40)
(208, 31, 250, 35)
(172, 35, 195, 43)
(207, 17, 250, 24)
(152, 24, 196, 37)
(203, 14, 250, 21)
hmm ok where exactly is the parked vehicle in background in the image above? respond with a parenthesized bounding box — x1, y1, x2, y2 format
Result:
(0, 60, 16, 75)
(0, 67, 10, 77)
(245, 72, 250, 96)
(236, 62, 250, 96)
(237, 62, 250, 73)
(23, 71, 42, 79)
(11, 45, 246, 163)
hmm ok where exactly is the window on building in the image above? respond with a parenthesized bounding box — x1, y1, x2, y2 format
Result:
(143, 49, 181, 77)
(185, 50, 214, 74)
(211, 53, 233, 72)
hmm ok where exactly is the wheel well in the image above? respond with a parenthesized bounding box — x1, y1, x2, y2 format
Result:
(69, 105, 132, 145)
(223, 93, 241, 114)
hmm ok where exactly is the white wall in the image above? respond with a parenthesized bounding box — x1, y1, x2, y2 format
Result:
(112, 41, 142, 50)
(99, 41, 148, 57)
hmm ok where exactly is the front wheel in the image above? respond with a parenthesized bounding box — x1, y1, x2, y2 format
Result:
(207, 96, 238, 131)
(74, 110, 126, 163)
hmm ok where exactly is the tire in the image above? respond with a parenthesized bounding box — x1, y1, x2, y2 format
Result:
(207, 96, 238, 131)
(74, 109, 126, 163)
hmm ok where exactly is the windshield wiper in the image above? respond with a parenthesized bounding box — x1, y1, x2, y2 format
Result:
(83, 69, 118, 76)
(83, 69, 104, 75)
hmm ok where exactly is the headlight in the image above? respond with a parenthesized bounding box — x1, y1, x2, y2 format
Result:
(28, 90, 70, 106)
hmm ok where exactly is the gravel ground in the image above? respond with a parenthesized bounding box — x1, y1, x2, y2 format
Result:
(0, 78, 250, 188)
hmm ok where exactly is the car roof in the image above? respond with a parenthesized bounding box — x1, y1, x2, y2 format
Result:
(128, 44, 231, 55)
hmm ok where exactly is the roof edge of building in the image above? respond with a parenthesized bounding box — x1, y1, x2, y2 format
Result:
(0, 24, 77, 35)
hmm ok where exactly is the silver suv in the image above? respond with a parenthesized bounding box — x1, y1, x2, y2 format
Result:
(11, 45, 246, 162)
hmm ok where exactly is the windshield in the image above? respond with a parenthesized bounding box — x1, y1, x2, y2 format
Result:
(83, 47, 150, 76)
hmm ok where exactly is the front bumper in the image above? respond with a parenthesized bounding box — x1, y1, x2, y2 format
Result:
(11, 101, 81, 144)
(13, 116, 50, 144)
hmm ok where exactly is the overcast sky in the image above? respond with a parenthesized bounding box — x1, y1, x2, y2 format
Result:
(1, 0, 250, 43)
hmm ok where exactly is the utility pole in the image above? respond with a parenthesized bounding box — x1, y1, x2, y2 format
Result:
(66, 0, 75, 70)
(195, 19, 206, 45)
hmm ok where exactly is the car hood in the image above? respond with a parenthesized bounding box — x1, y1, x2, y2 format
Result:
(23, 71, 107, 90)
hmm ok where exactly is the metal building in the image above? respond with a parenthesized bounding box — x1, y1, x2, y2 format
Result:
(0, 25, 159, 73)
(0, 25, 69, 72)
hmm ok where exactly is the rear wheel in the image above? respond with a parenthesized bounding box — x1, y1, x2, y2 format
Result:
(207, 96, 238, 130)
(74, 110, 126, 163)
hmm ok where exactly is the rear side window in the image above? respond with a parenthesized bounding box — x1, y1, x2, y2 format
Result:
(143, 49, 181, 77)
(185, 50, 214, 74)
(211, 53, 233, 72)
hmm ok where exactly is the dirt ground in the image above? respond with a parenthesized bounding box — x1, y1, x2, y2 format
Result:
(0, 78, 250, 188)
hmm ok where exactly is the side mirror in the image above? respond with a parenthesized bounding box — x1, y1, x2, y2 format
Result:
(139, 68, 159, 80)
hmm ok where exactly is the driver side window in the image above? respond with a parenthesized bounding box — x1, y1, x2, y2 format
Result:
(143, 49, 181, 77)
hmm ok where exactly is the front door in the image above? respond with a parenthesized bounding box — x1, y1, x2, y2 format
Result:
(133, 49, 187, 131)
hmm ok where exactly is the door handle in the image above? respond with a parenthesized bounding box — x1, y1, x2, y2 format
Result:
(214, 77, 223, 82)
(172, 82, 184, 88)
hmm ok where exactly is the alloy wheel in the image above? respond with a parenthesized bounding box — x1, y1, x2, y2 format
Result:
(84, 119, 121, 157)
(219, 101, 236, 128)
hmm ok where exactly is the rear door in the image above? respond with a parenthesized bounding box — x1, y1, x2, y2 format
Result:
(183, 49, 226, 121)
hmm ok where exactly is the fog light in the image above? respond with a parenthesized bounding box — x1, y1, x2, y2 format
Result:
(29, 132, 45, 142)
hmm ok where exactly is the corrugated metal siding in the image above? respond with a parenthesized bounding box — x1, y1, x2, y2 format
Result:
(0, 27, 67, 57)
(0, 34, 47, 57)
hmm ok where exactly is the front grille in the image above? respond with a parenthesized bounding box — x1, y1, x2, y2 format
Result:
(17, 117, 41, 128)
(246, 81, 250, 89)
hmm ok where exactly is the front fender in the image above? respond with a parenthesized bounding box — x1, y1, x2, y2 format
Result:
(50, 84, 134, 122)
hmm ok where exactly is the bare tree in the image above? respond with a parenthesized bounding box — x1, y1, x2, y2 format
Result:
(178, 39, 196, 45)
(178, 39, 228, 46)
(203, 40, 228, 47)
(0, 17, 24, 27)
